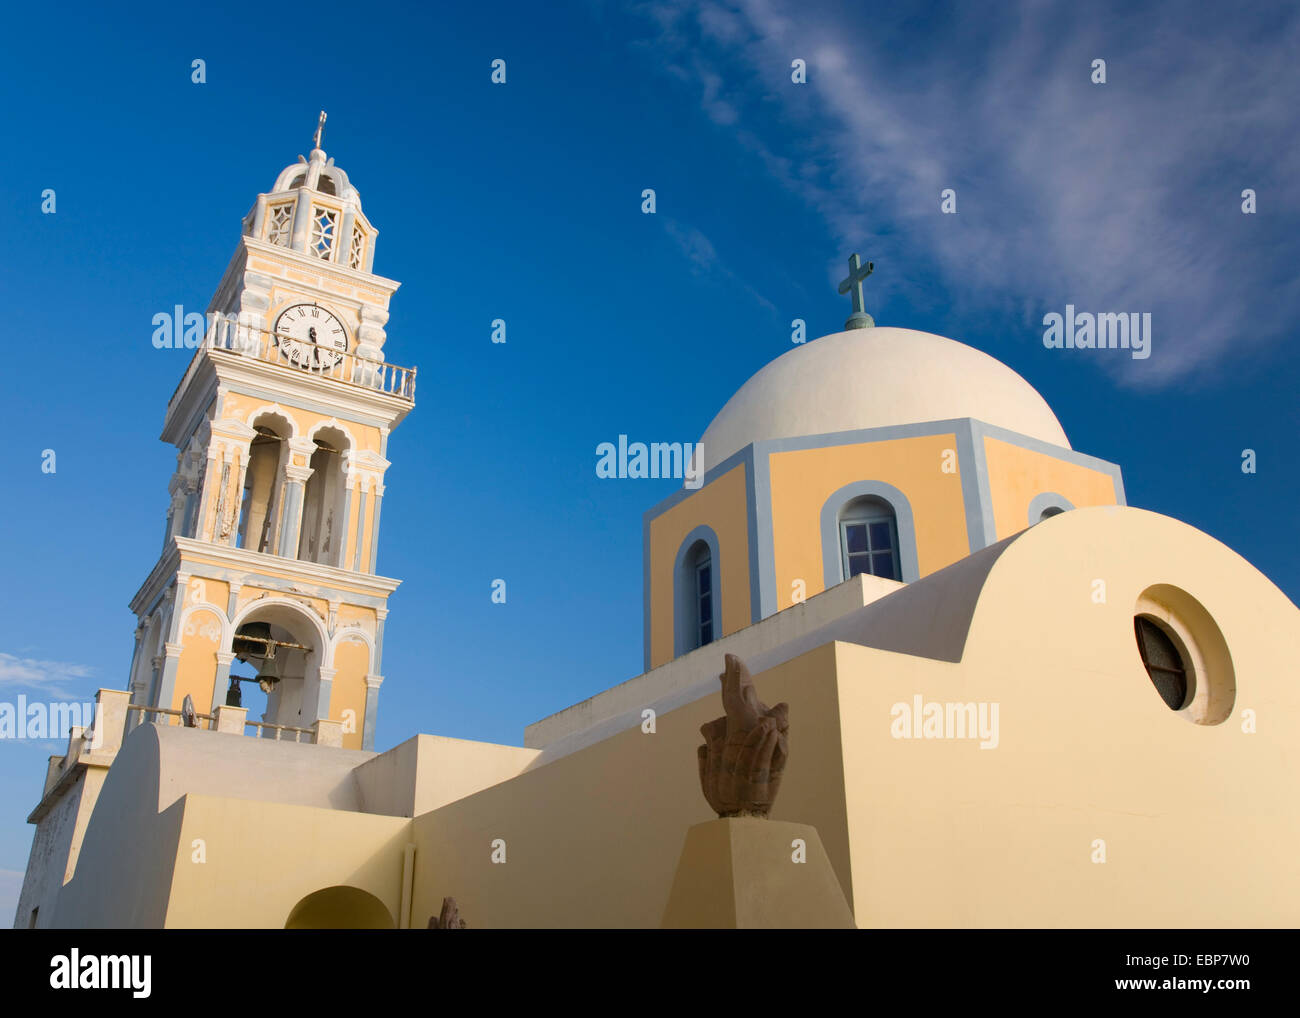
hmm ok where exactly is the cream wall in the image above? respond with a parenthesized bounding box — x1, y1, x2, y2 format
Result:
(408, 643, 851, 929)
(647, 464, 752, 668)
(836, 506, 1300, 926)
(165, 796, 408, 928)
(43, 508, 1298, 929)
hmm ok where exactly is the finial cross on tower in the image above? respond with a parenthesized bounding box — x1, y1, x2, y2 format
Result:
(837, 253, 875, 330)
(313, 110, 327, 150)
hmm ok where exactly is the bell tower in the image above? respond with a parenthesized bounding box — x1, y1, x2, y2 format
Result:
(125, 115, 416, 750)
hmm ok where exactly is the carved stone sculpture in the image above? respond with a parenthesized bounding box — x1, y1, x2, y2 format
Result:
(428, 896, 467, 929)
(698, 654, 789, 818)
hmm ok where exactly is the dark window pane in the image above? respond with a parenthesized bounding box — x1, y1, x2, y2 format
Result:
(847, 553, 871, 578)
(697, 563, 711, 596)
(699, 597, 712, 625)
(845, 524, 868, 554)
(1135, 617, 1188, 710)
(872, 552, 895, 579)
(869, 522, 892, 551)
(700, 621, 713, 645)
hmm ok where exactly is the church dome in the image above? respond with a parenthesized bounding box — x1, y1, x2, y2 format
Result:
(697, 326, 1070, 472)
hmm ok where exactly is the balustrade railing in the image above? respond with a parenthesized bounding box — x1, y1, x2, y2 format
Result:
(168, 315, 416, 410)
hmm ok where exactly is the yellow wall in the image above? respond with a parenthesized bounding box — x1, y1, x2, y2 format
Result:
(330, 639, 370, 751)
(172, 609, 221, 717)
(983, 436, 1119, 540)
(647, 464, 752, 668)
(768, 434, 968, 608)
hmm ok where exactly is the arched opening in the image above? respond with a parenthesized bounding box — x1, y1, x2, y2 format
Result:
(298, 427, 349, 565)
(1027, 492, 1075, 527)
(229, 602, 324, 738)
(838, 496, 900, 581)
(237, 420, 289, 552)
(284, 886, 394, 929)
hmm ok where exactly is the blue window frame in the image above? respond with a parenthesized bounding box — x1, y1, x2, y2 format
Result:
(839, 499, 900, 581)
(695, 555, 713, 646)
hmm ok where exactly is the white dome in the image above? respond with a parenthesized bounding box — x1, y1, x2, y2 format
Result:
(698, 327, 1069, 472)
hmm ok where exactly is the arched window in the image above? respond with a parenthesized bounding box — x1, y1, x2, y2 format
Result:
(673, 527, 721, 657)
(690, 542, 714, 647)
(838, 496, 900, 581)
(298, 428, 349, 564)
(1027, 492, 1075, 526)
(237, 425, 287, 552)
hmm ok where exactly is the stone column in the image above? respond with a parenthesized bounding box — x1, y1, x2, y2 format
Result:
(373, 607, 388, 675)
(337, 470, 355, 569)
(212, 704, 247, 735)
(277, 461, 314, 558)
(366, 482, 385, 574)
(124, 624, 144, 703)
(313, 666, 337, 727)
(154, 642, 185, 721)
(250, 194, 268, 238)
(289, 190, 312, 252)
(314, 718, 344, 748)
(210, 651, 236, 714)
(194, 452, 221, 543)
(361, 673, 384, 751)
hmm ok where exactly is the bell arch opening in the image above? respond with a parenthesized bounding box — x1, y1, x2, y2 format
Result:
(228, 600, 327, 738)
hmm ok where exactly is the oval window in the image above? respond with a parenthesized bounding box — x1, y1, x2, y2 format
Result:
(1134, 615, 1189, 710)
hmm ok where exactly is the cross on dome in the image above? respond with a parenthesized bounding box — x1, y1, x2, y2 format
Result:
(837, 253, 875, 330)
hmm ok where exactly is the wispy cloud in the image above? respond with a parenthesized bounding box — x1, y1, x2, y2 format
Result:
(0, 653, 95, 699)
(663, 216, 777, 312)
(638, 0, 1300, 386)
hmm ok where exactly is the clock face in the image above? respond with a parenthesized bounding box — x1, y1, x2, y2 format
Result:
(273, 303, 348, 369)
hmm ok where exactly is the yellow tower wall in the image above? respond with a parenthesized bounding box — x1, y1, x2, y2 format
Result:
(646, 463, 752, 668)
(767, 433, 968, 608)
(330, 638, 371, 751)
(983, 435, 1120, 539)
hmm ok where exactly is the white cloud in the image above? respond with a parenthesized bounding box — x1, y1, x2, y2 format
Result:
(0, 653, 95, 699)
(640, 0, 1300, 386)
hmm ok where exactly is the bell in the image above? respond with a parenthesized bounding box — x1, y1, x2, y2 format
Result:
(232, 622, 273, 662)
(256, 653, 280, 694)
(224, 675, 242, 708)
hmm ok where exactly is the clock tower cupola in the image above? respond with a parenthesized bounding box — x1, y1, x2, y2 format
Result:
(126, 114, 416, 750)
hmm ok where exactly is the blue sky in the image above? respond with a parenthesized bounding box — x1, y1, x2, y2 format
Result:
(1, 0, 1297, 916)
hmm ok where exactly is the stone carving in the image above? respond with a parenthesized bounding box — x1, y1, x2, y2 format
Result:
(698, 654, 789, 818)
(428, 896, 467, 929)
